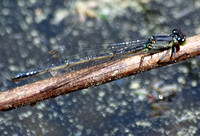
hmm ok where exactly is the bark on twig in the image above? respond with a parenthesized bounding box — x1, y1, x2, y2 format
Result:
(0, 34, 200, 111)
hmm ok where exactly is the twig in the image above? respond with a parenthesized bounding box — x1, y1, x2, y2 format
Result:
(0, 34, 200, 111)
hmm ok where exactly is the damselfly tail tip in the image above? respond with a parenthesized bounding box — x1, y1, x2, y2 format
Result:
(11, 70, 40, 82)
(11, 75, 23, 82)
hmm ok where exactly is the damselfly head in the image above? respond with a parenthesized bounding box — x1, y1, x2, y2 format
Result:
(172, 29, 186, 45)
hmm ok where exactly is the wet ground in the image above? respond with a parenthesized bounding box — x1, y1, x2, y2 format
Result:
(0, 0, 200, 135)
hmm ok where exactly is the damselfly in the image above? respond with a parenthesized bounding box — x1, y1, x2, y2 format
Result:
(12, 29, 186, 82)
